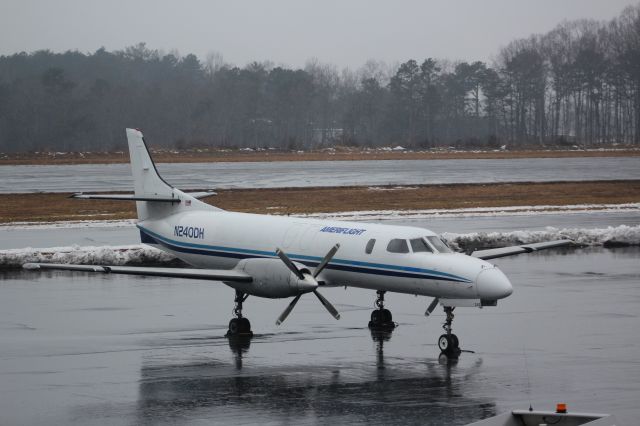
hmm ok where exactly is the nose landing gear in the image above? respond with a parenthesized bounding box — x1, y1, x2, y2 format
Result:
(368, 290, 396, 330)
(226, 290, 253, 337)
(438, 306, 460, 356)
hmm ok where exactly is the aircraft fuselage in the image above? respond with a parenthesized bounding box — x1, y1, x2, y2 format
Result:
(137, 209, 513, 301)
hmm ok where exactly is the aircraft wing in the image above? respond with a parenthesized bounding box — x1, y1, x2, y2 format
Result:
(470, 239, 573, 260)
(23, 263, 252, 282)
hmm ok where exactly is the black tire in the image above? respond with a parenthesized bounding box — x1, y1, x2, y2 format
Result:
(239, 317, 251, 333)
(438, 334, 451, 352)
(451, 334, 459, 349)
(228, 318, 240, 335)
(371, 310, 382, 324)
(382, 309, 392, 323)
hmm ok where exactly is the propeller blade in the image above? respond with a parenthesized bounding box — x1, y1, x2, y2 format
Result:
(276, 247, 305, 280)
(313, 290, 341, 320)
(425, 297, 439, 317)
(313, 243, 340, 278)
(276, 294, 302, 325)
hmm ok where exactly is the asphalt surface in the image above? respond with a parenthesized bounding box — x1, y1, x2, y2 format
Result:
(0, 217, 639, 425)
(2, 156, 639, 193)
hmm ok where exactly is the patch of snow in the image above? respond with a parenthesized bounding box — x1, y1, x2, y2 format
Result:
(0, 219, 136, 231)
(367, 186, 419, 191)
(1, 244, 175, 269)
(443, 225, 640, 251)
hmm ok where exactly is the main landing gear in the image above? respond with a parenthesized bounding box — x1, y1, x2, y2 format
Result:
(226, 290, 253, 337)
(438, 306, 460, 356)
(368, 290, 396, 330)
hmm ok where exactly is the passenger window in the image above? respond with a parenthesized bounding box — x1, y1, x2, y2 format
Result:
(410, 238, 433, 253)
(387, 239, 409, 254)
(365, 239, 376, 254)
(426, 236, 453, 253)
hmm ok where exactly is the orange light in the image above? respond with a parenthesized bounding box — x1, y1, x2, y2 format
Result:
(556, 403, 567, 413)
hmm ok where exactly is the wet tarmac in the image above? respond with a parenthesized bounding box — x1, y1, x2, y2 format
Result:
(0, 247, 638, 425)
(1, 214, 639, 425)
(2, 156, 639, 193)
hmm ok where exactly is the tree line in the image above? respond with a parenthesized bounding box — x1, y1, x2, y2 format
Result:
(1, 4, 640, 153)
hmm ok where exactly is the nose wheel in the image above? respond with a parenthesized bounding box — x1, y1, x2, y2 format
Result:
(438, 306, 460, 356)
(368, 290, 396, 330)
(226, 290, 253, 337)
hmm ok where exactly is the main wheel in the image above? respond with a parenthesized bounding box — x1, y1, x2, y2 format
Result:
(228, 318, 240, 335)
(239, 317, 251, 333)
(438, 334, 451, 352)
(382, 309, 392, 323)
(371, 310, 382, 324)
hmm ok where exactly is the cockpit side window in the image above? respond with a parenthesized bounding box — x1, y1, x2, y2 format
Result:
(410, 238, 433, 253)
(426, 236, 453, 253)
(365, 238, 376, 254)
(387, 239, 409, 254)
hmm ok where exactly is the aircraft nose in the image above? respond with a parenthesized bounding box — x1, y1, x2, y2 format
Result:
(476, 267, 513, 299)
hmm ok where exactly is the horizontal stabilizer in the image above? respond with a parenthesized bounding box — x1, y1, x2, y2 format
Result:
(471, 239, 573, 260)
(70, 193, 180, 202)
(70, 191, 216, 202)
(23, 263, 252, 282)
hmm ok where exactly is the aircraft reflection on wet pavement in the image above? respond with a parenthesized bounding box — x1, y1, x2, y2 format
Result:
(135, 330, 496, 426)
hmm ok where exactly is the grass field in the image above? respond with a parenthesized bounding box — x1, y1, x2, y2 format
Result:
(2, 180, 638, 223)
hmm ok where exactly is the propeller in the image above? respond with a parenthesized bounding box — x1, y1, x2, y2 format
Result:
(275, 244, 341, 325)
(425, 297, 439, 317)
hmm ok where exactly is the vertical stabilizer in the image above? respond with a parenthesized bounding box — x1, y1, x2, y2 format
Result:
(125, 128, 216, 221)
(126, 128, 174, 199)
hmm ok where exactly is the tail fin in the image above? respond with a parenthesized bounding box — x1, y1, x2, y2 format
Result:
(126, 128, 218, 221)
(126, 128, 174, 199)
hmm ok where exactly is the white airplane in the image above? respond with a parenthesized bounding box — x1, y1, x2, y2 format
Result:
(24, 129, 571, 355)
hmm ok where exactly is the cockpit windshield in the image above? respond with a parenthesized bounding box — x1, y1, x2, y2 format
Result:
(426, 236, 452, 253)
(410, 238, 433, 253)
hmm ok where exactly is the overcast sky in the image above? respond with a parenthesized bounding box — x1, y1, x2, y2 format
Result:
(0, 0, 635, 69)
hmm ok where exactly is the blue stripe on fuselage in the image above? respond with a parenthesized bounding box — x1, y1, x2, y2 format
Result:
(137, 225, 471, 283)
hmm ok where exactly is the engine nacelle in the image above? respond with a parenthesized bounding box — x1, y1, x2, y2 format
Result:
(230, 258, 317, 298)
